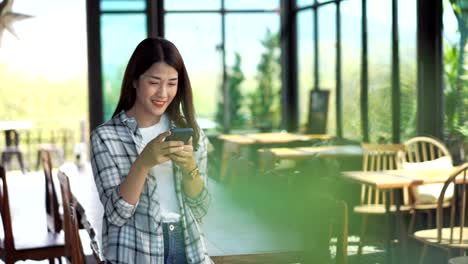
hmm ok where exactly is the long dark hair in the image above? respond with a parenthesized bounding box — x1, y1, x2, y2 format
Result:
(112, 37, 200, 146)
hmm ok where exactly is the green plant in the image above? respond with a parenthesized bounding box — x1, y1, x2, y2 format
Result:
(448, 0, 468, 127)
(248, 29, 281, 130)
(444, 42, 460, 134)
(216, 52, 246, 130)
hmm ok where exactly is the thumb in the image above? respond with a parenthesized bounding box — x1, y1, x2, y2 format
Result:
(155, 131, 171, 143)
(188, 136, 193, 145)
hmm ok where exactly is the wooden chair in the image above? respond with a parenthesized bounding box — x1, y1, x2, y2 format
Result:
(0, 165, 67, 263)
(36, 143, 64, 170)
(400, 136, 453, 233)
(1, 130, 26, 173)
(57, 171, 105, 264)
(41, 149, 63, 233)
(355, 143, 411, 258)
(412, 163, 468, 264)
(402, 136, 452, 164)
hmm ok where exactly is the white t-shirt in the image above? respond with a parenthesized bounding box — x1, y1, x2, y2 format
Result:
(138, 114, 181, 222)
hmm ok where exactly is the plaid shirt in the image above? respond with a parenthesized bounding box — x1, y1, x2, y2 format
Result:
(90, 111, 212, 264)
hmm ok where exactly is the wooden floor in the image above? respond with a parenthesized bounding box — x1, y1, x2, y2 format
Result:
(2, 163, 302, 263)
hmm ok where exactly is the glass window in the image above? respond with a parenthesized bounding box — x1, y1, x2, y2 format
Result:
(225, 14, 281, 130)
(297, 10, 314, 129)
(100, 0, 146, 12)
(1, 0, 88, 123)
(165, 14, 222, 126)
(101, 14, 147, 121)
(1, 0, 88, 163)
(225, 0, 279, 10)
(341, 0, 361, 140)
(368, 0, 392, 143)
(398, 0, 417, 141)
(318, 4, 336, 135)
(297, 0, 313, 8)
(164, 0, 220, 11)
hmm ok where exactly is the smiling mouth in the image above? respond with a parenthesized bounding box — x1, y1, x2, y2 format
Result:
(152, 100, 167, 108)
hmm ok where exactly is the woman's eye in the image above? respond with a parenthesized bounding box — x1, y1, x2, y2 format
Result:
(150, 82, 159, 85)
(168, 83, 177, 86)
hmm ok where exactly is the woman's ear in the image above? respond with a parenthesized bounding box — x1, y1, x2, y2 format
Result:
(133, 80, 138, 89)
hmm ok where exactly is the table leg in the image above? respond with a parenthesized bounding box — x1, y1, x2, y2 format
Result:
(384, 190, 393, 264)
(394, 188, 408, 264)
(219, 142, 239, 183)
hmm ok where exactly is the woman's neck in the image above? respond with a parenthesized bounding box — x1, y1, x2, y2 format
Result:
(127, 105, 162, 128)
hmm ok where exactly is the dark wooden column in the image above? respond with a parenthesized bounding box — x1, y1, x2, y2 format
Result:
(147, 0, 164, 37)
(417, 0, 444, 139)
(360, 0, 369, 142)
(281, 0, 298, 131)
(391, 0, 400, 143)
(86, 0, 103, 132)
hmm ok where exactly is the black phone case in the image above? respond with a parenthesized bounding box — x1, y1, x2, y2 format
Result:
(165, 128, 193, 143)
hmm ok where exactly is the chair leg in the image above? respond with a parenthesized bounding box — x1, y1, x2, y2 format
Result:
(36, 150, 42, 170)
(357, 214, 368, 260)
(398, 212, 409, 264)
(408, 210, 416, 234)
(16, 152, 26, 174)
(48, 258, 55, 264)
(426, 210, 433, 228)
(418, 244, 427, 264)
(1, 152, 10, 170)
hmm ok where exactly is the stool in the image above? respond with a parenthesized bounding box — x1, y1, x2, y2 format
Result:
(449, 256, 468, 264)
(1, 130, 26, 173)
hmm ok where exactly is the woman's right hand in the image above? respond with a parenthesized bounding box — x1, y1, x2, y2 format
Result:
(137, 131, 184, 170)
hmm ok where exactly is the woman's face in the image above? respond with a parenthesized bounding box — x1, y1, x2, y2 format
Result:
(132, 62, 178, 123)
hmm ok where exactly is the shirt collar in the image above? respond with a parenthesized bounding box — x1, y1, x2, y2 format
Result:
(117, 110, 139, 135)
(117, 110, 177, 133)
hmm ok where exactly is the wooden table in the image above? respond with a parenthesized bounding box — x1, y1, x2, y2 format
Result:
(342, 167, 462, 264)
(0, 121, 33, 132)
(218, 132, 331, 182)
(258, 145, 362, 172)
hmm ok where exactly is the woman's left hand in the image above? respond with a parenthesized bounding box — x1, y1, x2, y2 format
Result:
(169, 137, 197, 174)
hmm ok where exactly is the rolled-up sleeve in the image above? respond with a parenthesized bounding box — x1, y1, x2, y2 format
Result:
(90, 130, 138, 227)
(183, 130, 211, 222)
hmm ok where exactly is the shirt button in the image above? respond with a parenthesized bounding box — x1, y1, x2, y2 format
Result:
(169, 224, 175, 231)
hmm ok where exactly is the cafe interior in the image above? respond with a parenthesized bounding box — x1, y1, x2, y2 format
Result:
(0, 0, 467, 263)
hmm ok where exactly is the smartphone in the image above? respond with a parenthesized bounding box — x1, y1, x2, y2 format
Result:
(165, 128, 194, 144)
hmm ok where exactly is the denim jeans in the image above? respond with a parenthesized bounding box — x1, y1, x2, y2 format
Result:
(163, 222, 188, 264)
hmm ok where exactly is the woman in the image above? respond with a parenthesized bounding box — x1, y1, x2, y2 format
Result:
(90, 37, 212, 264)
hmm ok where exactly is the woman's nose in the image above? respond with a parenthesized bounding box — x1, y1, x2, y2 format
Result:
(156, 83, 168, 97)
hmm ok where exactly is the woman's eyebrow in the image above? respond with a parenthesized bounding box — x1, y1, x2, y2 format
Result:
(143, 75, 178, 81)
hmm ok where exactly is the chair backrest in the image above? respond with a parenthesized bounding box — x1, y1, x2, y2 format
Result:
(360, 143, 407, 205)
(57, 171, 105, 264)
(4, 130, 19, 147)
(41, 150, 62, 233)
(436, 163, 468, 245)
(57, 171, 85, 264)
(73, 202, 106, 264)
(0, 166, 15, 251)
(402, 136, 452, 163)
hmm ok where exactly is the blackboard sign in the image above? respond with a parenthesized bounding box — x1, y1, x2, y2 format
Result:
(307, 90, 330, 134)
